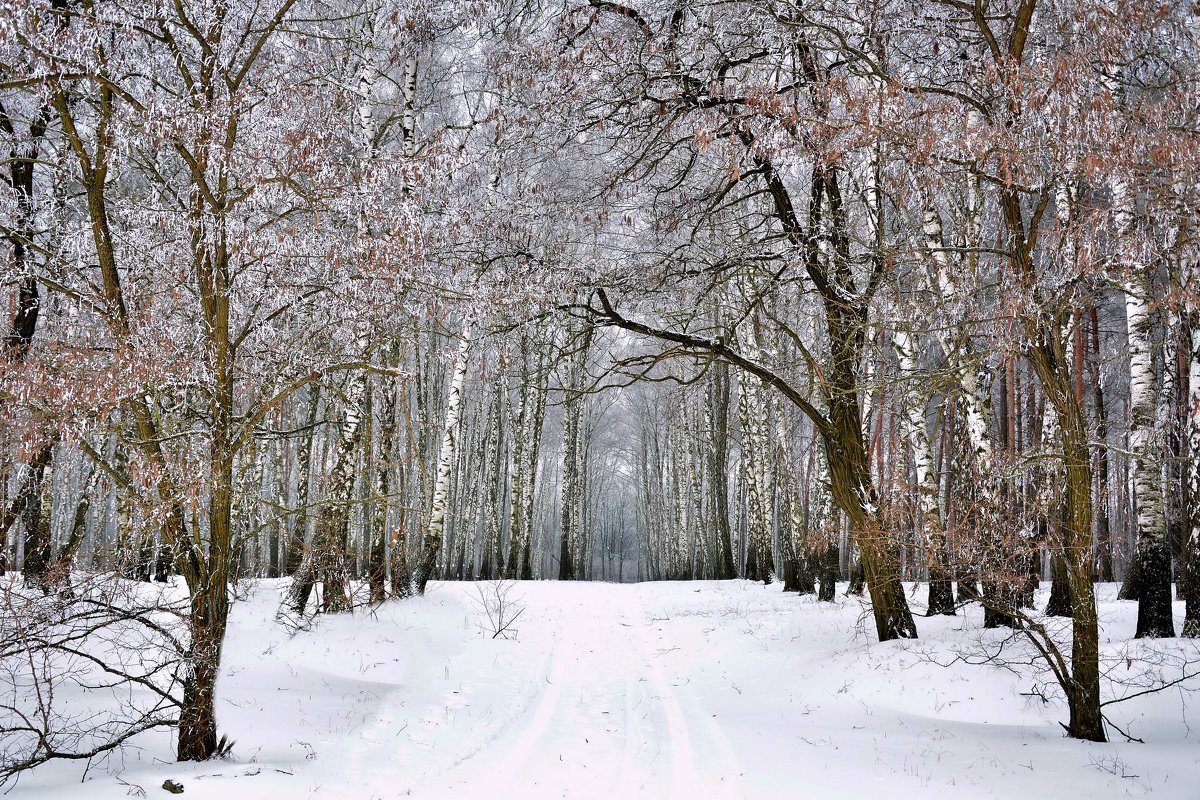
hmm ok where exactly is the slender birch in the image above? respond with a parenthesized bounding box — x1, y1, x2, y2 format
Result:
(1115, 168, 1176, 637)
(414, 319, 472, 595)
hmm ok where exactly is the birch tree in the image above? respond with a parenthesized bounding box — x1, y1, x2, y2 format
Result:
(558, 320, 593, 580)
(1111, 130, 1175, 637)
(892, 325, 954, 615)
(414, 319, 472, 594)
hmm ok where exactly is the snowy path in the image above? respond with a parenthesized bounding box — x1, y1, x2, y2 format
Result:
(8, 580, 1198, 800)
(409, 585, 746, 798)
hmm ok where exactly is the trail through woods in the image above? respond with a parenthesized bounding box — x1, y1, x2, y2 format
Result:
(7, 581, 1197, 799)
(416, 586, 745, 798)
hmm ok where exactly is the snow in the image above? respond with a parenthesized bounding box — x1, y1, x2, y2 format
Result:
(6, 581, 1198, 799)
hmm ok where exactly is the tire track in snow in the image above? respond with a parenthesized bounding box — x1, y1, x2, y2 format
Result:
(443, 589, 648, 798)
(619, 587, 746, 800)
(364, 585, 747, 798)
(339, 596, 560, 795)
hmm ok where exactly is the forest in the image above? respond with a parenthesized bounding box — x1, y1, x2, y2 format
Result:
(1, 0, 1199, 795)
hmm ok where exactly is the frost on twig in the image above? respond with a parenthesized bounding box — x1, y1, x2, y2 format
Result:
(934, 607, 1200, 742)
(0, 573, 184, 785)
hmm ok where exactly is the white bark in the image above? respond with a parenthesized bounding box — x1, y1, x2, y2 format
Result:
(735, 309, 775, 581)
(400, 55, 418, 158)
(356, 5, 379, 163)
(426, 320, 472, 560)
(924, 207, 995, 479)
(1119, 188, 1167, 563)
(1185, 321, 1200, 634)
(893, 330, 939, 528)
(770, 391, 804, 559)
(506, 332, 548, 579)
(483, 383, 504, 577)
(559, 322, 592, 578)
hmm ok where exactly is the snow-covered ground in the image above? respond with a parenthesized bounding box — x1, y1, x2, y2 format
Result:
(6, 580, 1198, 799)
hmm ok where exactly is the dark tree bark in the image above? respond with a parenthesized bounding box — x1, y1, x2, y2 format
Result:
(480, 384, 505, 580)
(1134, 541, 1176, 638)
(847, 551, 865, 596)
(1044, 554, 1074, 617)
(390, 522, 412, 598)
(1091, 307, 1115, 582)
(2, 98, 56, 590)
(1026, 331, 1106, 741)
(18, 448, 54, 593)
(368, 368, 398, 604)
(708, 364, 737, 579)
(817, 545, 839, 602)
(285, 389, 320, 577)
(781, 539, 815, 595)
(177, 607, 226, 761)
(1118, 553, 1142, 600)
(982, 582, 1020, 629)
(926, 576, 955, 617)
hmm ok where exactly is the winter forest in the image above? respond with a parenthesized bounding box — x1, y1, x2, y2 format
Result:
(1, 0, 1199, 797)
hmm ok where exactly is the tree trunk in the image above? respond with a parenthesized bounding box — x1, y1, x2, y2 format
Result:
(17, 445, 54, 593)
(511, 341, 548, 582)
(177, 604, 226, 761)
(286, 389, 320, 578)
(924, 208, 998, 606)
(481, 383, 505, 580)
(559, 322, 591, 580)
(1184, 318, 1200, 636)
(894, 328, 955, 615)
(1091, 307, 1115, 582)
(1044, 553, 1073, 617)
(1027, 331, 1106, 741)
(3, 102, 55, 588)
(707, 363, 737, 579)
(1119, 171, 1175, 637)
(1125, 292, 1174, 635)
(414, 321, 471, 595)
(825, 304, 916, 639)
(817, 542, 839, 602)
(736, 333, 775, 585)
(368, 367, 397, 604)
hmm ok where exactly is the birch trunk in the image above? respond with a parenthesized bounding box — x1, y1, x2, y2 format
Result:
(368, 363, 398, 603)
(313, 367, 369, 613)
(505, 340, 535, 579)
(924, 206, 1017, 621)
(925, 208, 996, 480)
(285, 388, 319, 581)
(559, 323, 592, 580)
(1091, 307, 1115, 582)
(894, 329, 955, 615)
(1118, 173, 1175, 637)
(414, 321, 472, 595)
(737, 315, 775, 583)
(481, 383, 505, 579)
(1184, 318, 1200, 636)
